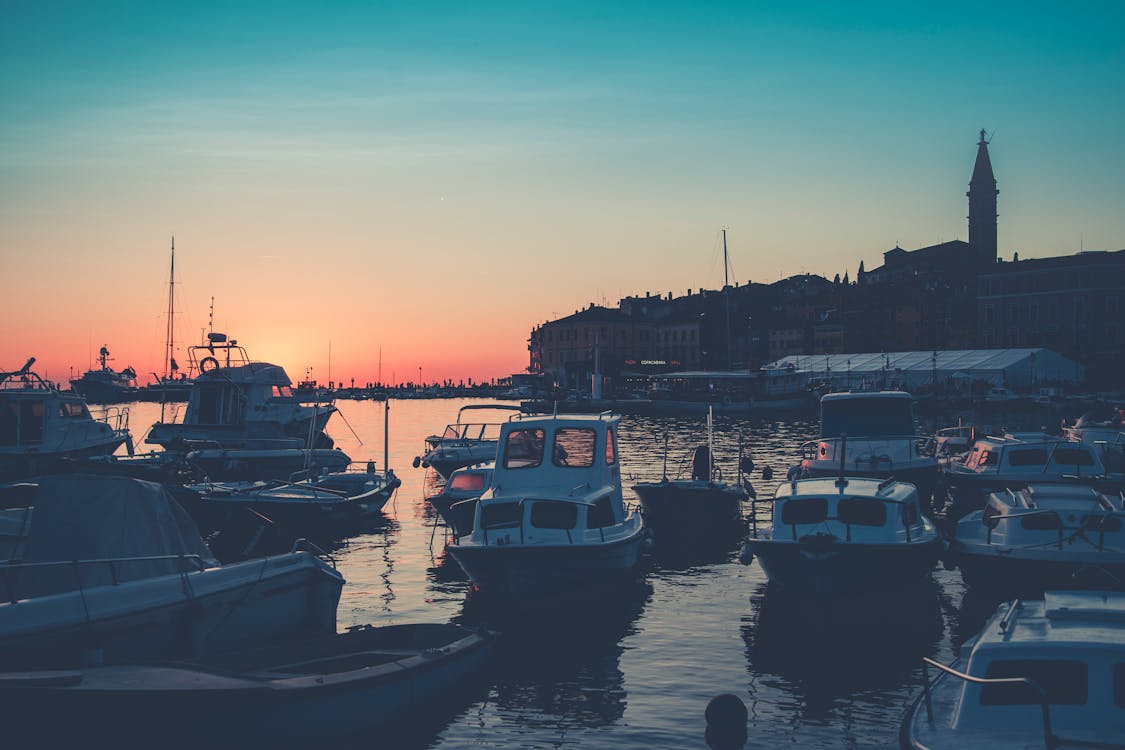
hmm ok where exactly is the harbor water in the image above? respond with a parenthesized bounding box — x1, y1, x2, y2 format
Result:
(123, 398, 1015, 749)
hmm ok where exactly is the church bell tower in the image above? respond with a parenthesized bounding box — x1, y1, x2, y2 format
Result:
(967, 129, 998, 266)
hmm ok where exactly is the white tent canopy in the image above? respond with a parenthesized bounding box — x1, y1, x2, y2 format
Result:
(763, 348, 1083, 390)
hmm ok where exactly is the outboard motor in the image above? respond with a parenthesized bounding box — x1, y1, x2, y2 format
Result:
(691, 445, 710, 481)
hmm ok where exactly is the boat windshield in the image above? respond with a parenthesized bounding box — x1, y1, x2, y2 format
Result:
(503, 428, 545, 469)
(821, 398, 913, 438)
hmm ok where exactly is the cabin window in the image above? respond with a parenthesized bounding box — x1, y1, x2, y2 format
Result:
(1115, 664, 1125, 708)
(481, 502, 522, 529)
(552, 428, 596, 468)
(58, 402, 88, 418)
(781, 498, 828, 525)
(503, 429, 544, 469)
(1020, 512, 1062, 531)
(1083, 515, 1122, 532)
(587, 497, 615, 528)
(837, 498, 887, 526)
(449, 472, 486, 492)
(903, 501, 919, 525)
(605, 426, 618, 465)
(1008, 449, 1048, 467)
(529, 501, 578, 530)
(981, 660, 1087, 705)
(0, 403, 17, 446)
(975, 450, 998, 467)
(1051, 448, 1095, 466)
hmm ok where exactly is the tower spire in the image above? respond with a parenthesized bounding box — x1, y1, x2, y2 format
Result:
(967, 129, 998, 265)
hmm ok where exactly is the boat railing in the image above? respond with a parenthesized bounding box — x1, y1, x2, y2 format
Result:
(919, 657, 1065, 750)
(472, 498, 608, 546)
(749, 490, 922, 543)
(290, 538, 337, 569)
(0, 554, 209, 609)
(91, 404, 130, 435)
(979, 507, 1125, 551)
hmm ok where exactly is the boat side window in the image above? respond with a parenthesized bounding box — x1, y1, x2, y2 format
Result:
(58, 402, 88, 418)
(1115, 664, 1125, 709)
(837, 497, 887, 526)
(605, 426, 618, 465)
(1051, 447, 1095, 466)
(1083, 514, 1123, 532)
(780, 498, 828, 525)
(19, 400, 44, 443)
(481, 502, 522, 529)
(982, 504, 1002, 528)
(1007, 449, 1048, 467)
(587, 497, 615, 529)
(449, 472, 486, 492)
(553, 428, 596, 468)
(975, 450, 998, 467)
(0, 402, 17, 446)
(529, 501, 578, 530)
(903, 501, 919, 526)
(504, 429, 545, 469)
(981, 659, 1088, 705)
(1020, 512, 1062, 531)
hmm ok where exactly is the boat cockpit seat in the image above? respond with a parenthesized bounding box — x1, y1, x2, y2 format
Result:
(691, 446, 710, 481)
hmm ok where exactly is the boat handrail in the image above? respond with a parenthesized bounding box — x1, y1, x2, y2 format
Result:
(773, 492, 922, 543)
(0, 554, 210, 606)
(290, 538, 337, 569)
(474, 497, 612, 546)
(920, 657, 1064, 749)
(799, 435, 933, 461)
(980, 508, 1125, 550)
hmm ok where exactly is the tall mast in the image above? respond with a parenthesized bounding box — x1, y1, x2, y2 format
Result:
(722, 228, 729, 288)
(164, 236, 175, 380)
(723, 228, 732, 369)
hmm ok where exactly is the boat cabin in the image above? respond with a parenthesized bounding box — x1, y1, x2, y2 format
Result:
(819, 390, 916, 439)
(974, 484, 1124, 547)
(770, 477, 928, 544)
(950, 592, 1125, 735)
(954, 435, 1107, 480)
(460, 413, 626, 543)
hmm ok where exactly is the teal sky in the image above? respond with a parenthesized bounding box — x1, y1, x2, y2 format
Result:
(2, 1, 1123, 382)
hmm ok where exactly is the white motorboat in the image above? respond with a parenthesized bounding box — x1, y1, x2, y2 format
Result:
(740, 472, 941, 591)
(143, 333, 349, 479)
(0, 475, 344, 670)
(414, 404, 520, 478)
(795, 391, 939, 506)
(902, 591, 1125, 749)
(145, 332, 338, 449)
(1064, 406, 1125, 474)
(940, 432, 1121, 521)
(447, 412, 647, 598)
(0, 359, 131, 481)
(427, 462, 494, 537)
(949, 484, 1125, 594)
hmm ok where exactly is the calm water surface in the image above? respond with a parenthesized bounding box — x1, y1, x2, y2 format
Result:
(123, 398, 1012, 749)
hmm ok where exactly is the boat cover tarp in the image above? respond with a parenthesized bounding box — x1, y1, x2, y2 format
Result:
(6, 475, 218, 600)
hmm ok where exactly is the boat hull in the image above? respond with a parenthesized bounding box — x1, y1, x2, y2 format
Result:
(0, 437, 129, 482)
(0, 552, 343, 670)
(951, 542, 1125, 595)
(745, 536, 941, 592)
(634, 481, 746, 544)
(448, 527, 646, 599)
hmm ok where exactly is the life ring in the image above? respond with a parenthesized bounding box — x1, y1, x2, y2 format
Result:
(199, 356, 220, 373)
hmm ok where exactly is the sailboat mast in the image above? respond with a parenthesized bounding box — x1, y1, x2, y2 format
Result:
(722, 228, 732, 370)
(722, 228, 729, 288)
(164, 237, 175, 380)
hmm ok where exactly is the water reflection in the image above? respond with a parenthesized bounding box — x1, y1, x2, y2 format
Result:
(454, 581, 652, 734)
(742, 579, 944, 718)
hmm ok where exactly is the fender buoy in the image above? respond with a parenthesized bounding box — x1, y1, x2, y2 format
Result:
(199, 356, 220, 373)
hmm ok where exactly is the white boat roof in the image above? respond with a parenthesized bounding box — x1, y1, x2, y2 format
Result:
(506, 412, 620, 428)
(996, 484, 1117, 511)
(975, 592, 1125, 651)
(773, 476, 917, 503)
(199, 362, 292, 386)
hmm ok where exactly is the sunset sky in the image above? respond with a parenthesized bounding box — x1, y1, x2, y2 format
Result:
(2, 1, 1123, 386)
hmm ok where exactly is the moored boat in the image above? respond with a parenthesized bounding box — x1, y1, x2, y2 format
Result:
(948, 484, 1125, 595)
(427, 462, 494, 537)
(795, 390, 940, 506)
(0, 622, 492, 748)
(740, 473, 941, 591)
(69, 345, 139, 404)
(447, 412, 647, 599)
(902, 591, 1125, 749)
(0, 359, 131, 481)
(0, 475, 343, 670)
(414, 404, 520, 478)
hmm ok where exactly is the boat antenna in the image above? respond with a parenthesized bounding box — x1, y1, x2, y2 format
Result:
(384, 396, 390, 481)
(835, 433, 848, 489)
(707, 404, 715, 483)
